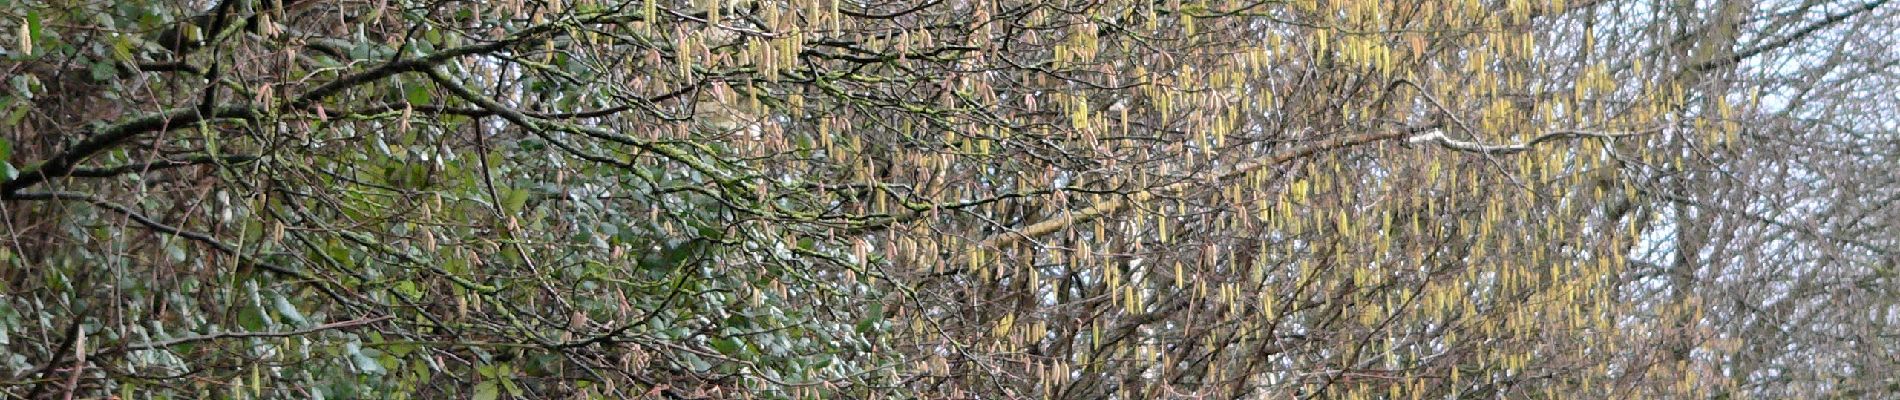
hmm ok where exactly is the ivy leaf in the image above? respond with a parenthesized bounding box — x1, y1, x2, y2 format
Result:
(681, 353, 711, 372)
(163, 240, 187, 263)
(346, 342, 385, 375)
(711, 337, 743, 356)
(690, 219, 723, 240)
(274, 296, 308, 327)
(0, 138, 14, 180)
(89, 60, 116, 81)
(404, 84, 433, 105)
(856, 302, 883, 334)
(237, 305, 272, 331)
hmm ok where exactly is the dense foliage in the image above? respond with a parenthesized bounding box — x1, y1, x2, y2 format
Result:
(1, 0, 1895, 398)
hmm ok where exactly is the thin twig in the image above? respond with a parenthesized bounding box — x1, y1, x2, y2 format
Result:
(1404, 127, 1662, 155)
(93, 316, 393, 358)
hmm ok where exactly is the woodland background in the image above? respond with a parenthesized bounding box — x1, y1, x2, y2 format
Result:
(0, 0, 1896, 398)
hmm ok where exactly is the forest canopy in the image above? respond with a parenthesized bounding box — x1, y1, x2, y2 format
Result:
(1, 0, 1896, 398)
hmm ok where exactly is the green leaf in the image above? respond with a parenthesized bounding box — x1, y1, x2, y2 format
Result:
(856, 303, 883, 334)
(683, 354, 711, 372)
(164, 240, 187, 263)
(2, 99, 28, 127)
(23, 11, 42, 55)
(8, 74, 34, 99)
(405, 84, 433, 105)
(502, 188, 529, 212)
(110, 34, 137, 63)
(237, 305, 271, 331)
(0, 137, 13, 180)
(394, 280, 422, 299)
(89, 60, 116, 81)
(347, 343, 385, 375)
(472, 381, 499, 400)
(274, 296, 308, 327)
(691, 220, 723, 239)
(661, 240, 702, 265)
(711, 337, 743, 356)
(501, 376, 523, 396)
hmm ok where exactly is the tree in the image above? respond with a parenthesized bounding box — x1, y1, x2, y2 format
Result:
(0, 0, 1892, 398)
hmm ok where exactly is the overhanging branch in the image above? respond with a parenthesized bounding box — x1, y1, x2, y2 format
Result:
(971, 129, 1415, 252)
(1404, 127, 1661, 155)
(0, 106, 259, 196)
